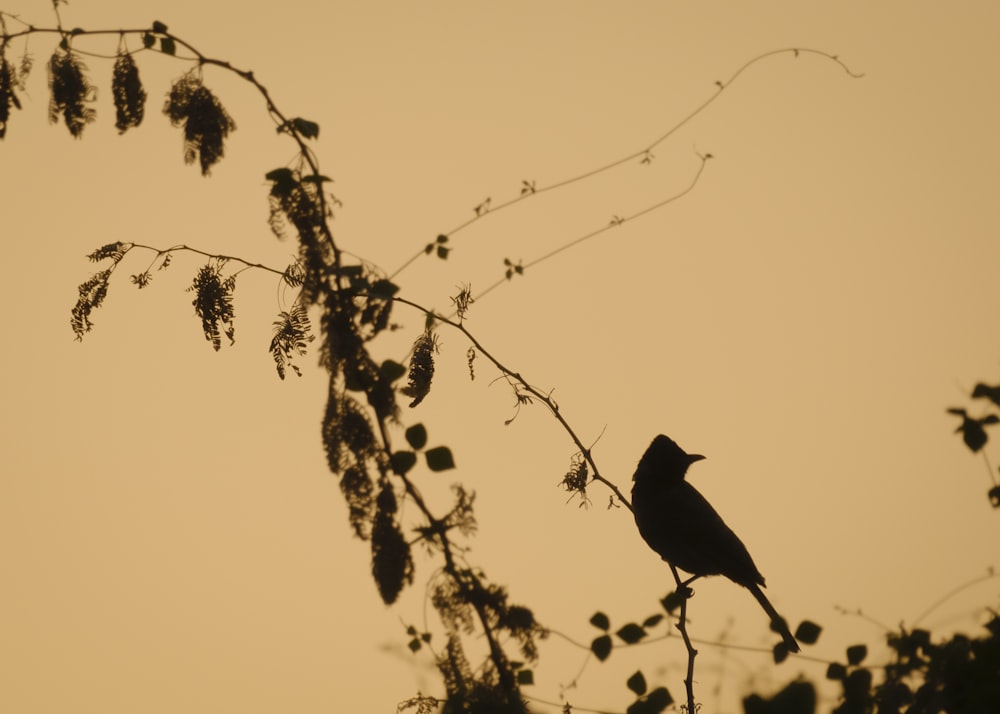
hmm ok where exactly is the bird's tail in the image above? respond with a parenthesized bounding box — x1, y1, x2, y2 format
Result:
(747, 582, 800, 653)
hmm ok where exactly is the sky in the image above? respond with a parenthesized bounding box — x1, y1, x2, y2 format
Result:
(2, 1, 999, 712)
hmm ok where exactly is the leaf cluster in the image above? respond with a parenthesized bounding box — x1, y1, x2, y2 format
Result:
(269, 302, 314, 379)
(70, 241, 132, 339)
(187, 261, 236, 350)
(0, 46, 29, 138)
(112, 49, 145, 132)
(163, 69, 235, 175)
(821, 617, 1000, 714)
(948, 381, 1000, 507)
(47, 48, 95, 137)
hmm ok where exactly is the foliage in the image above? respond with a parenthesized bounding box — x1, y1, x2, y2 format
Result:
(47, 46, 95, 137)
(948, 381, 1000, 507)
(111, 48, 145, 132)
(163, 69, 235, 174)
(19, 6, 984, 714)
(820, 615, 1000, 714)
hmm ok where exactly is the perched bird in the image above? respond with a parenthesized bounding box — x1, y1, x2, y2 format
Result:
(631, 434, 800, 653)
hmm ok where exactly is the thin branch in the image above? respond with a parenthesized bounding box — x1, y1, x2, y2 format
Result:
(389, 47, 863, 280)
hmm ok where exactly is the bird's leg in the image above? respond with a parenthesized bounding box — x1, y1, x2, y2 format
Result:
(678, 574, 702, 601)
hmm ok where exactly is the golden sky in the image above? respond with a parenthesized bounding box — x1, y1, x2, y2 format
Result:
(2, 1, 999, 712)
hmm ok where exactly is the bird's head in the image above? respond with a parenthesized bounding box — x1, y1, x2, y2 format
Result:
(634, 434, 705, 483)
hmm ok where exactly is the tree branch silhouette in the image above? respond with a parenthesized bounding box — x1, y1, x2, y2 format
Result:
(3, 7, 868, 710)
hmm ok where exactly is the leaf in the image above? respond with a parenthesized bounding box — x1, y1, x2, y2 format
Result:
(371, 482, 414, 604)
(151, 20, 168, 33)
(660, 591, 684, 613)
(795, 620, 822, 645)
(846, 643, 868, 665)
(142, 32, 155, 49)
(405, 423, 428, 450)
(626, 688, 673, 714)
(265, 167, 295, 182)
(380, 359, 406, 384)
(972, 383, 1000, 407)
(950, 410, 992, 452)
(390, 450, 417, 476)
(616, 623, 646, 644)
(641, 614, 664, 629)
(159, 37, 176, 56)
(590, 635, 612, 661)
(589, 611, 610, 631)
(368, 279, 399, 299)
(299, 173, 332, 184)
(826, 662, 847, 681)
(292, 116, 320, 139)
(626, 671, 647, 696)
(515, 669, 534, 686)
(425, 446, 455, 472)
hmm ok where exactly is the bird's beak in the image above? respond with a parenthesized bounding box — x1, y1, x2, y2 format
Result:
(688, 454, 706, 464)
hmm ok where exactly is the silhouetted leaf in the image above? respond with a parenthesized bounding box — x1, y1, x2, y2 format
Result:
(516, 669, 533, 685)
(265, 167, 295, 182)
(744, 680, 816, 714)
(159, 37, 176, 55)
(972, 383, 1000, 408)
(795, 620, 822, 645)
(846, 644, 868, 665)
(642, 614, 664, 629)
(405, 423, 428, 450)
(292, 116, 319, 139)
(142, 32, 155, 49)
(660, 591, 684, 613)
(590, 612, 610, 630)
(989, 485, 1000, 508)
(151, 20, 168, 33)
(616, 623, 646, 644)
(590, 634, 612, 661)
(626, 670, 647, 696)
(380, 359, 406, 384)
(826, 662, 847, 681)
(949, 408, 993, 452)
(626, 687, 673, 714)
(368, 279, 399, 299)
(391, 450, 417, 476)
(425, 446, 455, 472)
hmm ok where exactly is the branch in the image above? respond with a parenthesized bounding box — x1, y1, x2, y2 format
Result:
(389, 47, 863, 280)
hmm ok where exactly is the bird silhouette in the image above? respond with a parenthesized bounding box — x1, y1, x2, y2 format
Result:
(631, 434, 800, 653)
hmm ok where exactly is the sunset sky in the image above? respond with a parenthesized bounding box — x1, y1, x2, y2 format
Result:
(2, 2, 999, 712)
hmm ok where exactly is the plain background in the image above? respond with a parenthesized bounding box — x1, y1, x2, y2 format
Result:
(2, 1, 999, 712)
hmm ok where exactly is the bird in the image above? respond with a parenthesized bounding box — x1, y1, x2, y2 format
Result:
(631, 434, 800, 653)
